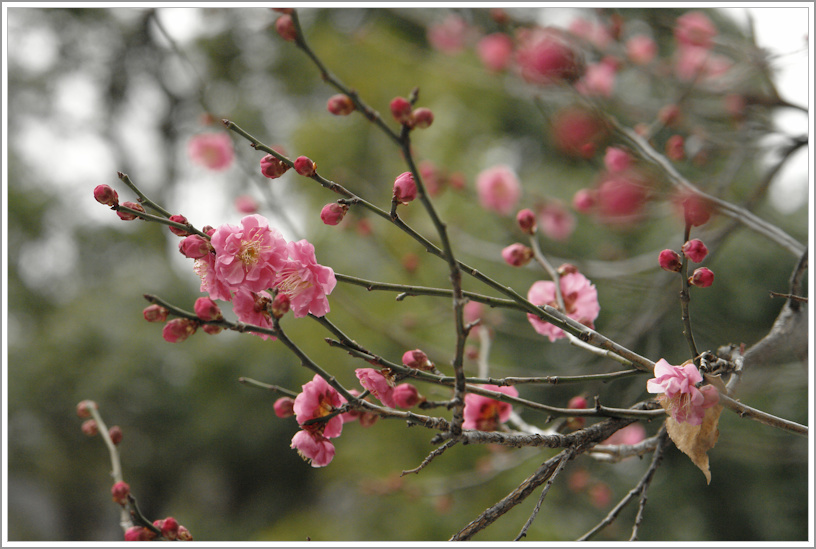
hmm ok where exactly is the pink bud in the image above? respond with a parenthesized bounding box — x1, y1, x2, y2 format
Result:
(94, 184, 119, 206)
(124, 526, 155, 541)
(477, 32, 514, 72)
(178, 235, 211, 259)
(516, 209, 537, 235)
(327, 94, 355, 116)
(689, 267, 714, 287)
(603, 147, 631, 173)
(320, 203, 348, 226)
(572, 188, 596, 213)
(159, 517, 179, 540)
(392, 171, 417, 204)
(275, 14, 297, 41)
(665, 135, 686, 161)
(659, 249, 682, 272)
(202, 324, 223, 335)
(176, 525, 193, 541)
(626, 34, 657, 65)
(557, 263, 579, 276)
(168, 214, 190, 236)
(550, 106, 607, 159)
(568, 395, 588, 409)
(674, 191, 712, 227)
(111, 481, 130, 505)
(194, 297, 223, 322)
(390, 96, 413, 124)
(411, 107, 434, 129)
(76, 400, 97, 418)
(117, 201, 145, 221)
(234, 194, 259, 214)
(682, 239, 709, 263)
(271, 293, 290, 319)
(393, 384, 421, 409)
(162, 318, 198, 343)
(81, 419, 98, 437)
(294, 155, 316, 177)
(260, 154, 290, 179)
(108, 425, 123, 445)
(501, 243, 533, 267)
(402, 349, 433, 371)
(274, 397, 296, 418)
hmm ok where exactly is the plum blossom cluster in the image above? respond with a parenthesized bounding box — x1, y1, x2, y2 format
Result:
(462, 385, 519, 431)
(647, 359, 719, 425)
(287, 371, 423, 467)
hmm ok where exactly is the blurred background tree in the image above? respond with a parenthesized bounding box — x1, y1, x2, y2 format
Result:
(5, 6, 810, 542)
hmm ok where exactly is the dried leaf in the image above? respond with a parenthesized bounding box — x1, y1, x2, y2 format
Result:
(665, 402, 723, 484)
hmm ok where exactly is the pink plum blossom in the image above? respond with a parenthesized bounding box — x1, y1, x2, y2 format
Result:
(646, 359, 719, 425)
(674, 11, 717, 50)
(193, 251, 232, 302)
(476, 165, 521, 216)
(355, 368, 396, 408)
(626, 35, 657, 65)
(477, 33, 514, 72)
(232, 289, 276, 340)
(595, 170, 651, 227)
(576, 60, 616, 97)
(514, 27, 583, 85)
(210, 214, 288, 296)
(234, 195, 259, 214)
(550, 106, 607, 159)
(274, 239, 336, 318)
(188, 133, 234, 171)
(463, 385, 519, 430)
(603, 147, 632, 173)
(537, 201, 575, 241)
(294, 374, 344, 438)
(290, 430, 336, 468)
(527, 272, 600, 342)
(393, 384, 421, 409)
(427, 14, 469, 54)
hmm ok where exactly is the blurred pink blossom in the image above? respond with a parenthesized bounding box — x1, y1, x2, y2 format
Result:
(626, 34, 657, 65)
(575, 59, 616, 97)
(537, 201, 575, 241)
(477, 32, 514, 72)
(188, 133, 234, 171)
(427, 14, 469, 54)
(674, 11, 717, 50)
(476, 165, 521, 216)
(514, 27, 583, 85)
(234, 195, 259, 214)
(602, 423, 646, 446)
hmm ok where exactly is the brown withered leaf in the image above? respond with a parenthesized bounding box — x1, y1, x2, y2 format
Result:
(664, 402, 723, 484)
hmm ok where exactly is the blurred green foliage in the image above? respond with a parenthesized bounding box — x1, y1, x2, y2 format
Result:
(6, 6, 809, 542)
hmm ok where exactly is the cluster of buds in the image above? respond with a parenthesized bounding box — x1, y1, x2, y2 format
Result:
(124, 516, 193, 541)
(76, 400, 123, 444)
(658, 238, 714, 287)
(389, 96, 434, 129)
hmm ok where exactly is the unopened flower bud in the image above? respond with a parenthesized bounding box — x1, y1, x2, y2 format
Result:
(194, 297, 222, 322)
(202, 324, 223, 335)
(501, 243, 533, 267)
(293, 155, 316, 177)
(516, 209, 537, 235)
(393, 384, 421, 409)
(124, 526, 157, 541)
(94, 184, 119, 206)
(390, 96, 413, 125)
(162, 318, 198, 343)
(402, 349, 433, 371)
(117, 201, 145, 221)
(675, 192, 712, 227)
(665, 135, 686, 161)
(271, 292, 290, 319)
(178, 235, 211, 259)
(557, 263, 579, 276)
(358, 412, 379, 428)
(167, 214, 190, 237)
(81, 419, 98, 437)
(76, 400, 97, 418)
(659, 249, 683, 272)
(143, 304, 169, 323)
(108, 425, 123, 445)
(176, 525, 193, 541)
(260, 154, 290, 179)
(410, 107, 434, 129)
(320, 203, 348, 226)
(275, 14, 297, 41)
(689, 267, 714, 287)
(572, 189, 596, 213)
(111, 481, 130, 505)
(392, 171, 417, 204)
(568, 395, 588, 409)
(327, 94, 355, 116)
(157, 517, 179, 540)
(682, 239, 709, 263)
(274, 397, 296, 418)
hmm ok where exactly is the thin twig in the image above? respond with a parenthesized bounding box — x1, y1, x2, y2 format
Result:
(719, 393, 808, 436)
(514, 448, 574, 540)
(401, 439, 459, 476)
